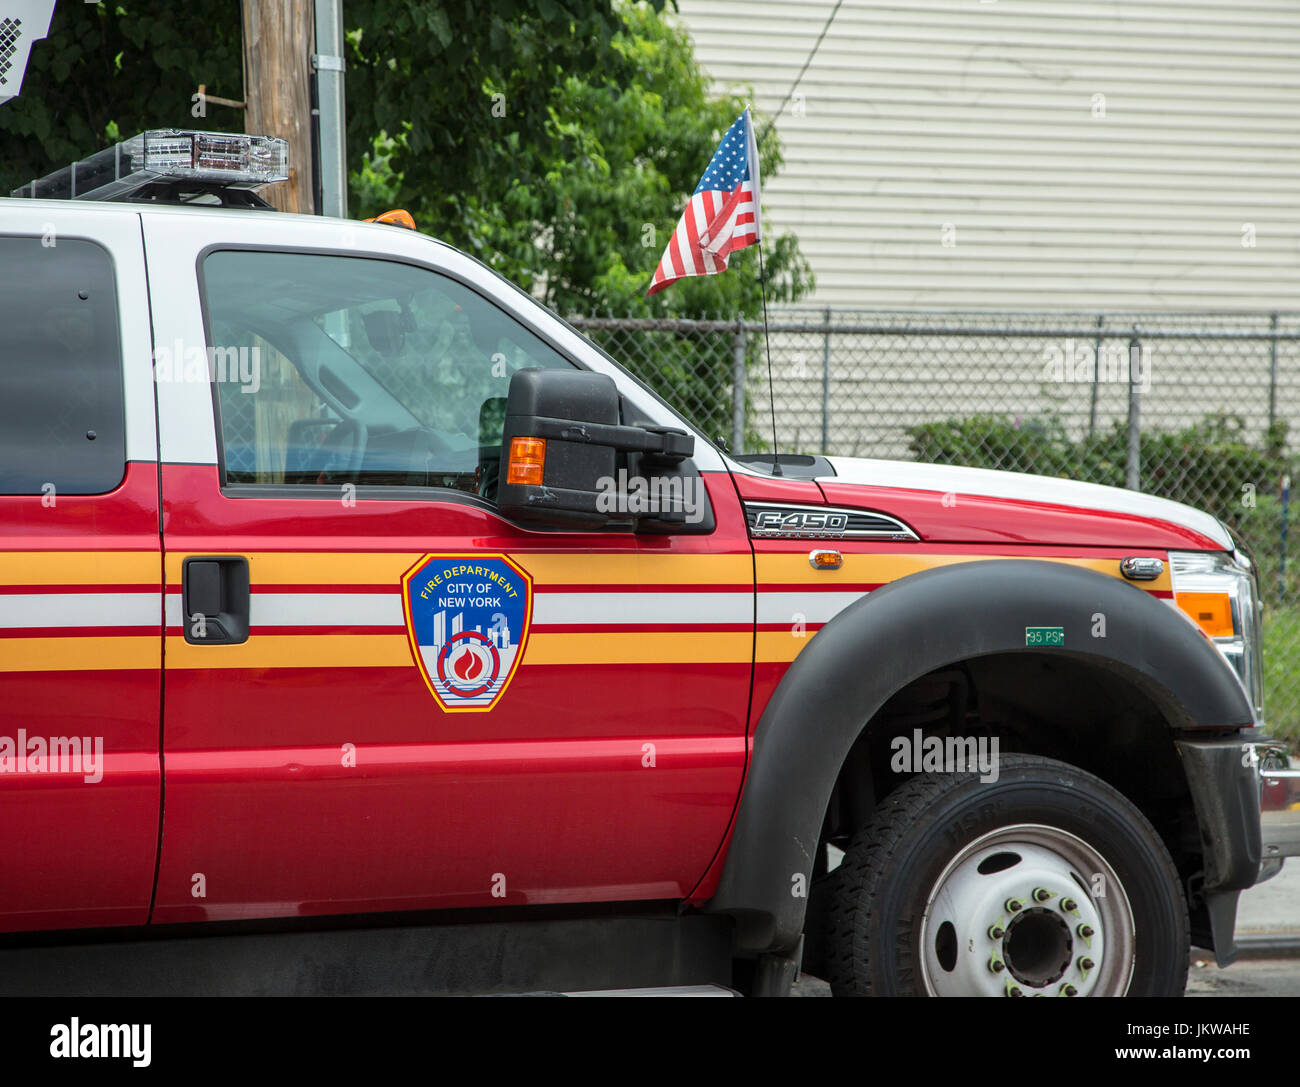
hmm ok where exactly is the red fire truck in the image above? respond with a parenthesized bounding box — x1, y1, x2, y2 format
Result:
(0, 130, 1294, 997)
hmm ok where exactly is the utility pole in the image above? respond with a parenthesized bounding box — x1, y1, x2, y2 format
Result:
(313, 0, 348, 219)
(241, 1, 315, 213)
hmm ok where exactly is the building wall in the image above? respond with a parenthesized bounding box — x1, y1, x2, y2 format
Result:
(677, 0, 1300, 311)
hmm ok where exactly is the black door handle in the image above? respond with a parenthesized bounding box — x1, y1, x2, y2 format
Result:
(182, 556, 250, 645)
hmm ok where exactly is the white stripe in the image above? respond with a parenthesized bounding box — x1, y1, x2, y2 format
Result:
(250, 593, 403, 627)
(0, 593, 160, 629)
(704, 203, 743, 257)
(164, 592, 403, 629)
(534, 592, 752, 626)
(162, 591, 756, 630)
(692, 194, 712, 238)
(692, 195, 720, 273)
(673, 216, 697, 276)
(757, 591, 868, 626)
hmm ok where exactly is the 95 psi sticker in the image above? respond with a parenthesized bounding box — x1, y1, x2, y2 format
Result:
(1025, 626, 1065, 647)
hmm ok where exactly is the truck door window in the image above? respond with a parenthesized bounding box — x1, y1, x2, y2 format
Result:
(200, 250, 575, 498)
(0, 236, 126, 494)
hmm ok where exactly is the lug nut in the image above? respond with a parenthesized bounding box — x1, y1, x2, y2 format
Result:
(988, 925, 1005, 940)
(1079, 957, 1095, 971)
(1061, 897, 1078, 912)
(1005, 898, 1024, 913)
(1078, 924, 1094, 938)
(989, 958, 1006, 973)
(1008, 986, 1023, 997)
(1061, 984, 1078, 997)
(1033, 887, 1052, 902)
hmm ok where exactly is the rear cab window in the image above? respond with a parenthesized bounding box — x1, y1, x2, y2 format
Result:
(0, 236, 126, 495)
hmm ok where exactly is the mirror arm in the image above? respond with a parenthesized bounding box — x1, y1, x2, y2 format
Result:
(527, 416, 694, 462)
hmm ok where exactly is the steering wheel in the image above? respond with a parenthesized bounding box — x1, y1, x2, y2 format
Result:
(316, 417, 368, 482)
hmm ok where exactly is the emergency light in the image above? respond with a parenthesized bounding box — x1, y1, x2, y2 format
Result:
(10, 129, 289, 205)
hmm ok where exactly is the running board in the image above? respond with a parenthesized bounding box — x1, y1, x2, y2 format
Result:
(563, 984, 738, 997)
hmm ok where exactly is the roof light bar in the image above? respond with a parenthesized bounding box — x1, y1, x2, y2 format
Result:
(10, 129, 289, 202)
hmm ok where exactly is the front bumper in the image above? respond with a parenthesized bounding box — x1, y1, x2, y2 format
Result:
(1259, 743, 1300, 868)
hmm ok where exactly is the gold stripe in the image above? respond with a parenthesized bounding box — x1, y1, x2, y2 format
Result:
(0, 637, 157, 671)
(756, 553, 1173, 592)
(511, 553, 752, 585)
(0, 552, 159, 586)
(526, 630, 752, 665)
(163, 552, 422, 585)
(757, 629, 818, 664)
(163, 551, 752, 587)
(165, 634, 411, 669)
(164, 630, 756, 670)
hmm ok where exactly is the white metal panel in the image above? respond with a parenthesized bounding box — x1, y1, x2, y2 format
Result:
(0, 199, 157, 464)
(677, 0, 1300, 309)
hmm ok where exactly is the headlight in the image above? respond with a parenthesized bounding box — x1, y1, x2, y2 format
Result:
(1169, 550, 1264, 722)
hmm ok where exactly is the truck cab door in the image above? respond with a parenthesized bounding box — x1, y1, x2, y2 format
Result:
(0, 206, 162, 933)
(143, 212, 752, 923)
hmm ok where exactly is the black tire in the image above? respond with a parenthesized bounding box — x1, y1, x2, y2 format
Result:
(825, 754, 1189, 997)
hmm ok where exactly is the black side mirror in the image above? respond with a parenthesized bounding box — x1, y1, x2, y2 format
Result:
(496, 369, 695, 529)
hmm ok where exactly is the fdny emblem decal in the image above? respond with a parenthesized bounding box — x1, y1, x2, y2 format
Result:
(401, 554, 533, 713)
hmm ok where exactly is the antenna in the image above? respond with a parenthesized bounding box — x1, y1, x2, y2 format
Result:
(756, 227, 782, 476)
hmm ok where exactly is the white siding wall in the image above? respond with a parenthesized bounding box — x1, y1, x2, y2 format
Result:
(677, 0, 1300, 310)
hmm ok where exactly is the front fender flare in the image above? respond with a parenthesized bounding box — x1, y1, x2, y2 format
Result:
(706, 558, 1253, 953)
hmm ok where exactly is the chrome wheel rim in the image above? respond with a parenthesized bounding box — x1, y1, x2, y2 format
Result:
(918, 823, 1135, 997)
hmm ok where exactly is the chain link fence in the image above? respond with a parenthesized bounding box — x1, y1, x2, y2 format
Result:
(572, 310, 1300, 741)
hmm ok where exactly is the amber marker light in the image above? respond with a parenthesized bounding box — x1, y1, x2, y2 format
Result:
(506, 437, 547, 486)
(809, 549, 844, 570)
(1175, 591, 1235, 638)
(363, 209, 417, 230)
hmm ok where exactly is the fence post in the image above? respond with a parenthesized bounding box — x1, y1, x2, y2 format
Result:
(1126, 330, 1142, 491)
(1269, 311, 1280, 432)
(821, 306, 832, 453)
(1088, 314, 1103, 439)
(732, 318, 747, 454)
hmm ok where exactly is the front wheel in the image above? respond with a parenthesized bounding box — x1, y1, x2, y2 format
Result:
(825, 754, 1189, 997)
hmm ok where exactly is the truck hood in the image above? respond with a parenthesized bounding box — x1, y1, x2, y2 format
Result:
(818, 456, 1234, 551)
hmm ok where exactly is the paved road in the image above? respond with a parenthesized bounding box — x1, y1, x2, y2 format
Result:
(794, 956, 1300, 997)
(1187, 956, 1300, 997)
(1237, 862, 1299, 934)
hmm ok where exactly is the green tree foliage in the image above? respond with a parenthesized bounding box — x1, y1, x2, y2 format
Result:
(0, 3, 243, 186)
(348, 2, 810, 317)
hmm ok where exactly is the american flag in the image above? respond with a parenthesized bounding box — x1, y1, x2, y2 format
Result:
(647, 109, 762, 296)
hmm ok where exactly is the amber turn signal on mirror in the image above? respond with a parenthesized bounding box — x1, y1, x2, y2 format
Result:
(506, 437, 547, 486)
